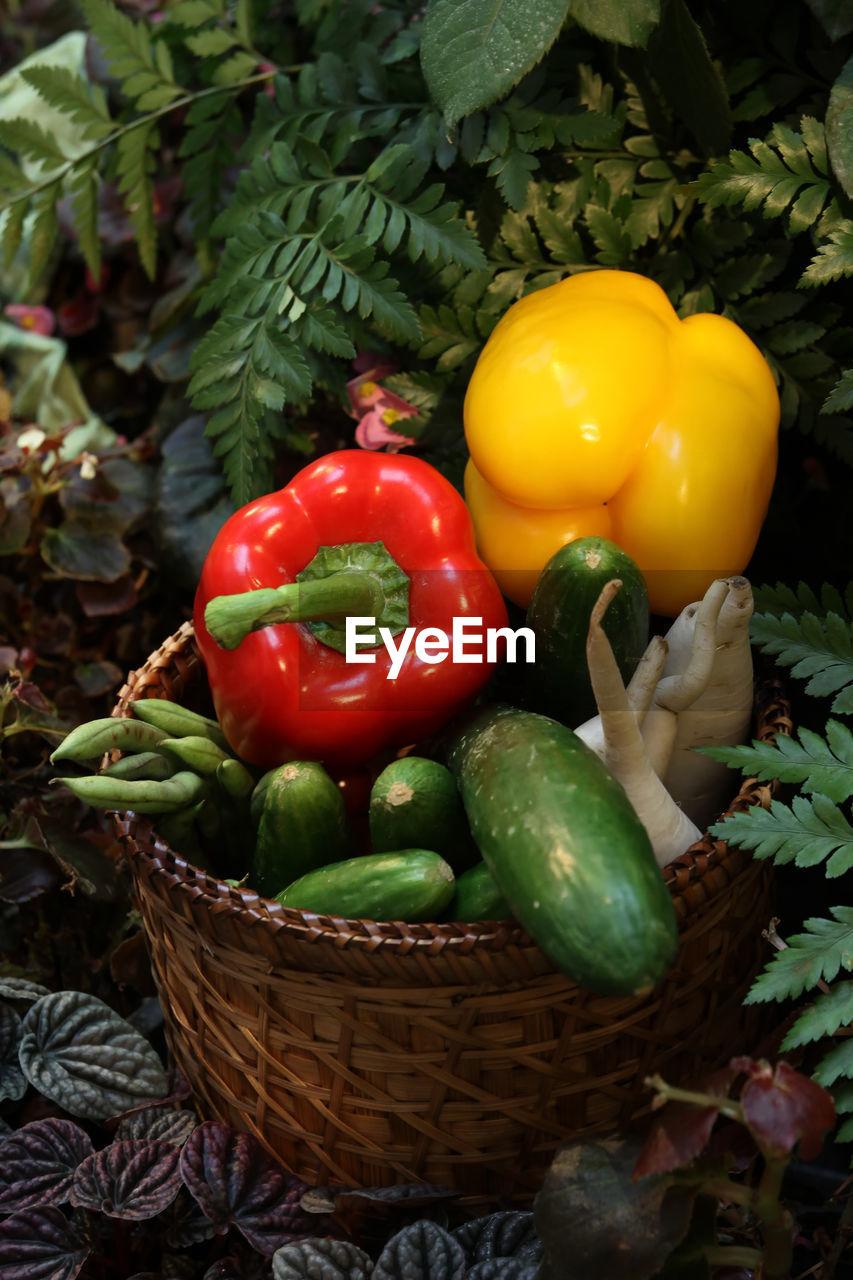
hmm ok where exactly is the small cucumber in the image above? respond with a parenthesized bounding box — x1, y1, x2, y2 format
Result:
(444, 704, 678, 996)
(525, 535, 649, 726)
(251, 761, 351, 899)
(444, 861, 512, 922)
(275, 849, 455, 921)
(369, 756, 479, 873)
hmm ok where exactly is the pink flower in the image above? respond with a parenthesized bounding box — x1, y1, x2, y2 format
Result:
(4, 304, 55, 337)
(355, 406, 418, 452)
(345, 365, 418, 452)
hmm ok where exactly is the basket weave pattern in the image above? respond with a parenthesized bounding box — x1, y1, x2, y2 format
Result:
(112, 621, 789, 1203)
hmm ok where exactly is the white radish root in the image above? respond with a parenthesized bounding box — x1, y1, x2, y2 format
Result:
(575, 633, 668, 758)
(585, 580, 701, 867)
(660, 575, 755, 830)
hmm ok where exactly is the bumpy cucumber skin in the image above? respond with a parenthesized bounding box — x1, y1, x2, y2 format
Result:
(251, 761, 351, 899)
(445, 704, 679, 995)
(369, 756, 479, 873)
(444, 861, 512, 922)
(274, 849, 455, 921)
(525, 535, 649, 726)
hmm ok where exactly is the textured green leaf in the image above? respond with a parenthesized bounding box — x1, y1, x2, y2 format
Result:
(826, 55, 853, 200)
(420, 0, 571, 126)
(569, 0, 660, 46)
(41, 524, 131, 583)
(18, 991, 169, 1122)
(710, 794, 853, 872)
(750, 608, 853, 709)
(705, 722, 853, 802)
(646, 0, 731, 156)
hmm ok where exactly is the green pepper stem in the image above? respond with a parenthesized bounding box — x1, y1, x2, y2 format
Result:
(205, 571, 387, 651)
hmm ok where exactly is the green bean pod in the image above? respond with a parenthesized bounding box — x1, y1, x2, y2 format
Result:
(101, 751, 177, 782)
(216, 756, 256, 799)
(54, 770, 207, 814)
(51, 717, 168, 764)
(131, 699, 230, 751)
(159, 735, 232, 776)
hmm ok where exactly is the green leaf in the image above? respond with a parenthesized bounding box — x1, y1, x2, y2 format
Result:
(183, 27, 239, 57)
(745, 905, 853, 1003)
(67, 161, 101, 283)
(826, 55, 853, 200)
(753, 581, 853, 622)
(645, 0, 731, 156)
(801, 220, 853, 287)
(814, 1036, 853, 1088)
(705, 722, 853, 802)
(41, 524, 131, 583)
(711, 793, 853, 875)
(420, 0, 571, 126)
(19, 66, 113, 144)
(114, 122, 158, 279)
(749, 608, 853, 710)
(822, 369, 853, 415)
(28, 181, 59, 280)
(782, 982, 853, 1050)
(569, 0, 660, 46)
(0, 118, 68, 169)
(81, 0, 178, 102)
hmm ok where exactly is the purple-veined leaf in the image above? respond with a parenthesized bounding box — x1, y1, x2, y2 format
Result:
(162, 1187, 217, 1249)
(271, 1236, 374, 1279)
(0, 1003, 26, 1104)
(114, 1105, 198, 1146)
(180, 1122, 314, 1255)
(0, 1206, 89, 1280)
(70, 1139, 182, 1220)
(203, 1249, 271, 1280)
(373, 1221, 466, 1280)
(0, 1118, 94, 1214)
(18, 991, 169, 1121)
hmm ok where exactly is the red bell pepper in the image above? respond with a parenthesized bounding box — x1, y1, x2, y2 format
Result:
(193, 450, 509, 770)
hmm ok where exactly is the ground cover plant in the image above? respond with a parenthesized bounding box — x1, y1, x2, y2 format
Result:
(3, 0, 853, 1274)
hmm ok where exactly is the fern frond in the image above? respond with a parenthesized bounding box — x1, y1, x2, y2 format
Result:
(711, 793, 853, 875)
(822, 369, 853, 415)
(0, 200, 28, 268)
(781, 981, 853, 1049)
(417, 302, 495, 370)
(813, 1036, 853, 1089)
(801, 220, 853, 286)
(693, 117, 832, 233)
(0, 118, 68, 171)
(19, 67, 113, 144)
(115, 123, 158, 280)
(67, 160, 101, 281)
(28, 181, 60, 279)
(749, 608, 853, 709)
(745, 905, 853, 1003)
(705, 721, 853, 801)
(753, 581, 853, 621)
(81, 0, 182, 108)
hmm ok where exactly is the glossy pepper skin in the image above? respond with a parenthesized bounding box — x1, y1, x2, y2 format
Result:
(463, 269, 780, 616)
(193, 450, 508, 771)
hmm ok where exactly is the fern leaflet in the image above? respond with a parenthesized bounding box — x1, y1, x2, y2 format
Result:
(753, 581, 853, 621)
(801, 219, 853, 286)
(749, 608, 853, 710)
(81, 0, 182, 110)
(745, 905, 853, 1003)
(781, 981, 853, 1049)
(705, 720, 853, 801)
(710, 793, 853, 875)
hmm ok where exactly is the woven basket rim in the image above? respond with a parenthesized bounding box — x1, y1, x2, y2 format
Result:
(110, 620, 792, 957)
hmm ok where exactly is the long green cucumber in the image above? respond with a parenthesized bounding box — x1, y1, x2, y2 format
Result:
(443, 861, 512, 922)
(251, 761, 351, 899)
(525, 536, 649, 726)
(444, 704, 678, 995)
(275, 849, 455, 921)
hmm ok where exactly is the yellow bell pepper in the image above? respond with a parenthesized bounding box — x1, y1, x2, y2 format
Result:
(463, 269, 780, 616)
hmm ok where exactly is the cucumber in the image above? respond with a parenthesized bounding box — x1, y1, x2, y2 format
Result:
(524, 536, 649, 726)
(369, 756, 479, 873)
(251, 761, 351, 899)
(274, 849, 455, 921)
(444, 704, 678, 995)
(444, 861, 512, 922)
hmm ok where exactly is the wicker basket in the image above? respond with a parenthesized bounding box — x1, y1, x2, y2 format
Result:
(110, 621, 790, 1205)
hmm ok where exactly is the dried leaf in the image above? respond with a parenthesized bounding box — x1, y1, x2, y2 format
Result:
(71, 1138, 183, 1219)
(18, 990, 169, 1121)
(0, 1206, 89, 1280)
(534, 1138, 698, 1280)
(738, 1059, 836, 1160)
(180, 1122, 314, 1255)
(0, 1118, 94, 1213)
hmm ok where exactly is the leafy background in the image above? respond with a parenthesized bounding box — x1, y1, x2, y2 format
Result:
(3, 0, 853, 1274)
